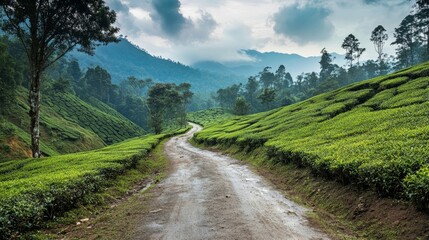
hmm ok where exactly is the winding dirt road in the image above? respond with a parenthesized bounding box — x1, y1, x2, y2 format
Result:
(133, 123, 329, 240)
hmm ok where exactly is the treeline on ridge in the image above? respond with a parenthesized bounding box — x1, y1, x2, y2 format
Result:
(0, 35, 193, 134)
(215, 2, 429, 115)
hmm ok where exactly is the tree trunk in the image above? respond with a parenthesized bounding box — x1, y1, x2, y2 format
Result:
(28, 2, 43, 158)
(29, 69, 41, 158)
(151, 111, 163, 134)
(182, 104, 186, 127)
(427, 31, 429, 59)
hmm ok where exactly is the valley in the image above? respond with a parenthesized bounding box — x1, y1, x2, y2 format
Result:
(0, 88, 144, 161)
(1, 0, 429, 239)
(49, 124, 330, 240)
(194, 62, 429, 209)
(136, 123, 329, 239)
(37, 121, 429, 239)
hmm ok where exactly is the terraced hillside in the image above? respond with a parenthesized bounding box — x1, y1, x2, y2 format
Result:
(194, 62, 429, 209)
(0, 88, 144, 161)
(0, 128, 186, 238)
(46, 93, 143, 144)
(187, 108, 234, 126)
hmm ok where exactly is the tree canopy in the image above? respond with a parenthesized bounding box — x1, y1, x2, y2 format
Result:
(342, 34, 366, 67)
(0, 0, 119, 157)
(147, 83, 193, 134)
(370, 25, 388, 63)
(0, 39, 18, 116)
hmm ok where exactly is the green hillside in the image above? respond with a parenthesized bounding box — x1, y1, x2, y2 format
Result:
(187, 108, 235, 127)
(0, 129, 183, 238)
(71, 38, 244, 93)
(194, 62, 429, 209)
(0, 88, 144, 161)
(45, 93, 144, 144)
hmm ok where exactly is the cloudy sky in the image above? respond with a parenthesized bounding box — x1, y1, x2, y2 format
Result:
(106, 0, 413, 65)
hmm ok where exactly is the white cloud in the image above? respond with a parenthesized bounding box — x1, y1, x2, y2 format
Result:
(273, 3, 334, 44)
(106, 0, 413, 64)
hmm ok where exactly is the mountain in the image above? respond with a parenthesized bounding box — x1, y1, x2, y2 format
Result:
(192, 61, 236, 75)
(70, 38, 245, 93)
(192, 50, 345, 79)
(194, 61, 429, 210)
(71, 39, 345, 93)
(0, 88, 144, 161)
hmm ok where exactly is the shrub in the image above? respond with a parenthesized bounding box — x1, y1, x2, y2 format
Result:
(404, 166, 429, 210)
(0, 127, 189, 238)
(194, 61, 429, 209)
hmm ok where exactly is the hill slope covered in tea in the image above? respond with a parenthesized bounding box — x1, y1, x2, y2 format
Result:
(194, 62, 429, 209)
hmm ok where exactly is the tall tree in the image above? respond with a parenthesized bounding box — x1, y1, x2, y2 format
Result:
(342, 34, 366, 67)
(362, 60, 379, 79)
(392, 15, 420, 68)
(66, 59, 82, 84)
(274, 65, 288, 89)
(0, 0, 118, 158)
(285, 72, 293, 89)
(0, 40, 18, 116)
(319, 48, 334, 82)
(370, 25, 389, 64)
(258, 88, 276, 110)
(215, 84, 241, 110)
(147, 83, 181, 134)
(177, 83, 193, 127)
(233, 97, 250, 116)
(116, 95, 149, 129)
(122, 76, 152, 96)
(415, 0, 429, 59)
(83, 66, 112, 102)
(304, 72, 319, 89)
(259, 67, 275, 88)
(295, 74, 304, 93)
(245, 76, 259, 110)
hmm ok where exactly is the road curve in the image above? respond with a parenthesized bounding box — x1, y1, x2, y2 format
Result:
(133, 123, 329, 240)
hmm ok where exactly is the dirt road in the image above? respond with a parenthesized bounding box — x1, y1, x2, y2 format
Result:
(133, 123, 329, 240)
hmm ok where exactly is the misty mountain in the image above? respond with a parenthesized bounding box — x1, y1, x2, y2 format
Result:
(70, 38, 245, 93)
(192, 50, 345, 79)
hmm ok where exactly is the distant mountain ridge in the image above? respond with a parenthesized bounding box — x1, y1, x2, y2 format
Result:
(192, 50, 345, 79)
(70, 38, 245, 93)
(71, 38, 345, 93)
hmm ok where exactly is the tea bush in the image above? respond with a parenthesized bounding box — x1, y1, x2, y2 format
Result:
(194, 62, 429, 209)
(0, 126, 190, 238)
(187, 108, 234, 126)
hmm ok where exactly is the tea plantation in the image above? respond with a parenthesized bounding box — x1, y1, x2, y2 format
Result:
(0, 127, 189, 238)
(46, 93, 144, 145)
(194, 62, 429, 210)
(187, 108, 234, 127)
(0, 88, 144, 161)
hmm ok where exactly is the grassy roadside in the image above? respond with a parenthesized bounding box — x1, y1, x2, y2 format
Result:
(0, 127, 190, 239)
(194, 62, 429, 210)
(191, 141, 429, 240)
(34, 138, 171, 239)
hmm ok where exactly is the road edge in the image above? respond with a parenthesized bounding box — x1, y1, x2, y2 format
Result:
(189, 141, 429, 239)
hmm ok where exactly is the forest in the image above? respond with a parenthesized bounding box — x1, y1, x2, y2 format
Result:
(0, 35, 193, 133)
(215, 4, 429, 115)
